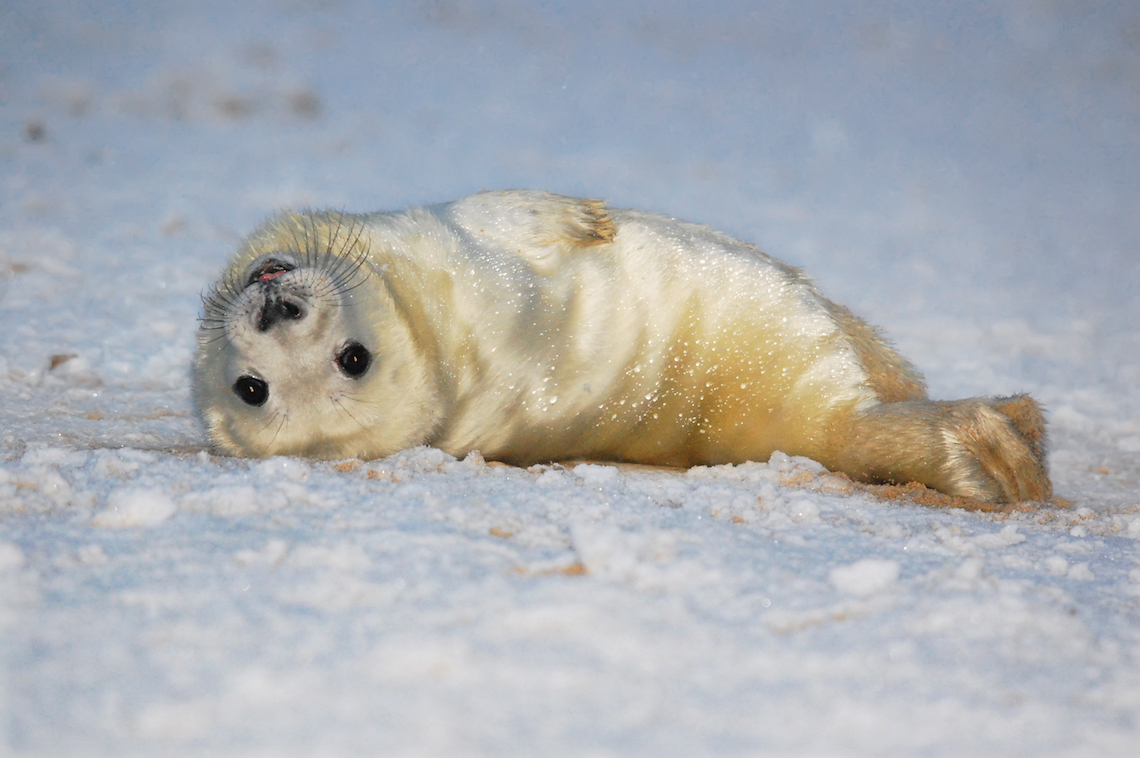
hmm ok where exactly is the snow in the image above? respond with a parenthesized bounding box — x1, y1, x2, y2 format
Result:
(91, 487, 177, 529)
(829, 558, 900, 598)
(2, 0, 1139, 755)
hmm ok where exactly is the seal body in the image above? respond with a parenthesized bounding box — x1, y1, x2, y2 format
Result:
(194, 190, 1052, 503)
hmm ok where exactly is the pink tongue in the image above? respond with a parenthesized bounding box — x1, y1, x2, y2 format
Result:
(257, 269, 287, 282)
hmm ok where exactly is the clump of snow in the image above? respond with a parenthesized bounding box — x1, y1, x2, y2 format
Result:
(92, 488, 177, 528)
(571, 463, 620, 485)
(829, 558, 901, 597)
(179, 484, 264, 516)
(0, 542, 25, 572)
(1045, 555, 1071, 576)
(1068, 562, 1095, 581)
(571, 522, 692, 590)
(233, 539, 289, 566)
(76, 544, 109, 565)
(783, 496, 822, 524)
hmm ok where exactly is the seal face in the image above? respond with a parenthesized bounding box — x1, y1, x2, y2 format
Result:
(194, 215, 443, 460)
(194, 190, 1052, 503)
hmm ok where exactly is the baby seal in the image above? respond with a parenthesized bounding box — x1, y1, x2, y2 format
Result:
(193, 190, 1051, 503)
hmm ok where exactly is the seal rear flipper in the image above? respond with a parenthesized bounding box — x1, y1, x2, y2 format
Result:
(832, 396, 1052, 503)
(940, 395, 1052, 502)
(447, 190, 616, 274)
(987, 393, 1048, 463)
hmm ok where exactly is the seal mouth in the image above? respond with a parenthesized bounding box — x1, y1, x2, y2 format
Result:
(247, 258, 296, 288)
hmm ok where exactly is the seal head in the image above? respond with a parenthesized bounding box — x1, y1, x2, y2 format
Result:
(193, 212, 440, 459)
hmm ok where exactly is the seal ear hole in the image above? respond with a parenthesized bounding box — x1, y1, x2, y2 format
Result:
(337, 342, 371, 378)
(233, 376, 269, 406)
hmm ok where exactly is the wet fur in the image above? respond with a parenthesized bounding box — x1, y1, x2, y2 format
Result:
(194, 190, 1052, 503)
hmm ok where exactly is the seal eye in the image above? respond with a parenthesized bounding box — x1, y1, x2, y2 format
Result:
(337, 342, 371, 378)
(233, 376, 269, 406)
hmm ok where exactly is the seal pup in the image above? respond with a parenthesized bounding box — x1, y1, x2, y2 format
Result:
(193, 190, 1052, 503)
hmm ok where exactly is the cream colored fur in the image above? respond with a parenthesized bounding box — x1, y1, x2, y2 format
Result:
(193, 190, 1052, 503)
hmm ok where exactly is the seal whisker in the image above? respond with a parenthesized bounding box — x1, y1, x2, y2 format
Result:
(198, 333, 234, 347)
(331, 397, 369, 432)
(196, 314, 237, 347)
(323, 211, 346, 260)
(322, 256, 372, 300)
(316, 215, 370, 300)
(307, 211, 327, 269)
(338, 393, 380, 408)
(259, 411, 288, 456)
(258, 411, 280, 434)
(202, 286, 242, 322)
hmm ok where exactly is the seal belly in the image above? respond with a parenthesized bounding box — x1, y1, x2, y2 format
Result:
(435, 206, 876, 468)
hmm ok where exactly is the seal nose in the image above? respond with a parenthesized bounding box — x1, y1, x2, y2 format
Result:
(256, 294, 305, 332)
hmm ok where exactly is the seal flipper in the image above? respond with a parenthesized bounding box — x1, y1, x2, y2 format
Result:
(534, 195, 616, 247)
(831, 395, 1052, 503)
(448, 190, 616, 274)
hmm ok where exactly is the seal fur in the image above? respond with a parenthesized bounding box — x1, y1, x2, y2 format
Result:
(193, 190, 1052, 503)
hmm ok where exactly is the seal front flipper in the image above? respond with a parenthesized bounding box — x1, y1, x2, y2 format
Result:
(446, 190, 616, 274)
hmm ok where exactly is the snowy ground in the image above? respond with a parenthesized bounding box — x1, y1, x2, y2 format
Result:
(2, 1, 1139, 755)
